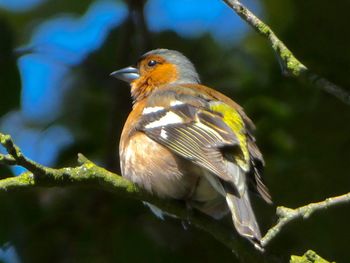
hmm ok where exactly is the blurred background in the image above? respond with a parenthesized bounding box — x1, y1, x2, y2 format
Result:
(0, 0, 350, 262)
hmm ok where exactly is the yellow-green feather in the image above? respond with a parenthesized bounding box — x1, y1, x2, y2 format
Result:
(210, 102, 249, 169)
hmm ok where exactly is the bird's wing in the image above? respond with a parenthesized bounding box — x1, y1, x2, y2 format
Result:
(137, 96, 249, 196)
(190, 83, 272, 203)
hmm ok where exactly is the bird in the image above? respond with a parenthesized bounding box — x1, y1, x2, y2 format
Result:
(110, 48, 271, 250)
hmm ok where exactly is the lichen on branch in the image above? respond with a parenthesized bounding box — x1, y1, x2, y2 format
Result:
(290, 250, 334, 263)
(222, 0, 350, 105)
(0, 132, 263, 262)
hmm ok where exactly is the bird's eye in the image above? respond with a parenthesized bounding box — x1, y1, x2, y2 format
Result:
(147, 60, 158, 67)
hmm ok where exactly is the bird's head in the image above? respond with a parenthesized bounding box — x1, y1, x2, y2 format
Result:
(110, 49, 200, 101)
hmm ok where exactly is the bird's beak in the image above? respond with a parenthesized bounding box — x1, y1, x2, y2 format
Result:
(110, 66, 140, 83)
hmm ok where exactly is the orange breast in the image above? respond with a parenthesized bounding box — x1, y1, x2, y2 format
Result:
(120, 131, 197, 199)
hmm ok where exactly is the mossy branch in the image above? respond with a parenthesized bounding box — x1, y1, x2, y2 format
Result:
(0, 132, 266, 263)
(290, 250, 334, 263)
(261, 192, 350, 247)
(223, 0, 350, 105)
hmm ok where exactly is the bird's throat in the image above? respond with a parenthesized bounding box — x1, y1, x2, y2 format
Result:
(131, 77, 155, 103)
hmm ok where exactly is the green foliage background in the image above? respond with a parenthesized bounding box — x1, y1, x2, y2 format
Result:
(0, 0, 350, 262)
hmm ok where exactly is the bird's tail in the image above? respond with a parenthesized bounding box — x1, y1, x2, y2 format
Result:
(226, 192, 263, 250)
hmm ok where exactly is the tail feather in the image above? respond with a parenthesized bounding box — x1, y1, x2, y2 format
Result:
(226, 192, 262, 249)
(200, 168, 264, 250)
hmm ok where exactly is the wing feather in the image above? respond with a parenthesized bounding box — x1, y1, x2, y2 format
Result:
(138, 102, 246, 195)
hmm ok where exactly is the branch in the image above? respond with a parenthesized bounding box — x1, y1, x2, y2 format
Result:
(290, 250, 334, 263)
(0, 133, 265, 263)
(261, 192, 350, 247)
(222, 0, 350, 105)
(2, 132, 348, 258)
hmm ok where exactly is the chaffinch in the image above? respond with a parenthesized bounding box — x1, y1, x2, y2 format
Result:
(111, 49, 271, 249)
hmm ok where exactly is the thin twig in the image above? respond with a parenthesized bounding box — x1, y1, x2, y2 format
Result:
(261, 192, 350, 247)
(222, 0, 350, 105)
(0, 134, 48, 175)
(0, 154, 16, 165)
